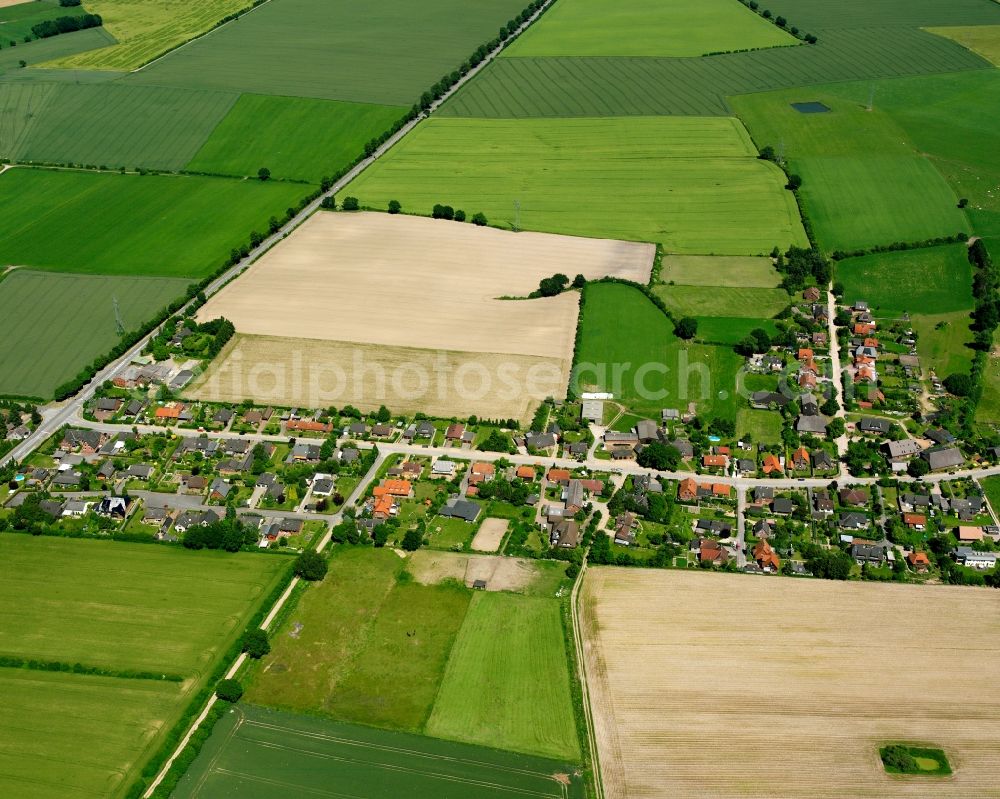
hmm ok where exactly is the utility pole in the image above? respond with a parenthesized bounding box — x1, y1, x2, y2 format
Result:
(513, 199, 521, 232)
(113, 296, 125, 336)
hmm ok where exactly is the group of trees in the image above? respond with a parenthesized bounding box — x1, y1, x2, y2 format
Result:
(183, 517, 259, 552)
(31, 12, 102, 40)
(533, 273, 586, 298)
(734, 326, 772, 356)
(775, 246, 831, 292)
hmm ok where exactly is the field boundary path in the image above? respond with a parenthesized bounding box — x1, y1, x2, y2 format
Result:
(570, 561, 604, 799)
(0, 0, 557, 475)
(827, 284, 849, 457)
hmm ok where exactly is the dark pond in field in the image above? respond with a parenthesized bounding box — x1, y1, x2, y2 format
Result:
(791, 101, 831, 113)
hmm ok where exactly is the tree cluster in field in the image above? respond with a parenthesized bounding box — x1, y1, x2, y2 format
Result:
(476, 475, 532, 504)
(734, 326, 772, 356)
(673, 316, 697, 340)
(183, 517, 260, 552)
(31, 13, 102, 40)
(801, 542, 853, 580)
(774, 245, 830, 292)
(59, 0, 83, 6)
(735, 0, 817, 43)
(293, 550, 328, 580)
(531, 272, 586, 298)
(477, 429, 516, 453)
(636, 441, 682, 471)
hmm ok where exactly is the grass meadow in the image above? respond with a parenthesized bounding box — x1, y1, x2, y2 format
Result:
(503, 0, 796, 57)
(41, 0, 250, 72)
(654, 285, 791, 319)
(1, 82, 238, 170)
(0, 167, 306, 277)
(427, 592, 580, 761)
(574, 282, 742, 421)
(761, 0, 1000, 30)
(662, 255, 782, 288)
(695, 316, 779, 346)
(0, 0, 89, 47)
(344, 116, 807, 254)
(0, 667, 183, 799)
(835, 244, 973, 315)
(0, 535, 289, 799)
(126, 0, 529, 105)
(730, 86, 968, 252)
(0, 270, 190, 398)
(171, 705, 586, 799)
(186, 94, 405, 181)
(246, 547, 582, 764)
(910, 310, 975, 378)
(442, 28, 989, 118)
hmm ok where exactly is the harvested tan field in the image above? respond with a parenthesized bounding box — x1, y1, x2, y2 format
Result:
(0, 0, 30, 6)
(581, 568, 1000, 799)
(471, 518, 509, 552)
(188, 334, 564, 423)
(197, 211, 653, 360)
(409, 550, 542, 593)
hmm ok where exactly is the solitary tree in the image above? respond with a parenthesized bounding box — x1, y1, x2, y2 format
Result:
(242, 628, 271, 659)
(387, 199, 401, 214)
(294, 550, 328, 581)
(257, 167, 271, 182)
(401, 528, 423, 552)
(216, 679, 244, 702)
(674, 317, 698, 340)
(786, 174, 802, 190)
(471, 212, 488, 226)
(341, 196, 360, 211)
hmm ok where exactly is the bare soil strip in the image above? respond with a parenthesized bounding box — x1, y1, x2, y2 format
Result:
(409, 550, 544, 593)
(581, 568, 1000, 799)
(471, 518, 509, 552)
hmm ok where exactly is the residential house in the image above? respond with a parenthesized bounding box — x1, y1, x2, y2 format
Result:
(445, 423, 466, 441)
(551, 520, 580, 548)
(515, 465, 536, 481)
(289, 442, 321, 462)
(431, 460, 457, 478)
(174, 509, 220, 533)
(527, 432, 558, 450)
(839, 488, 867, 507)
(375, 479, 413, 499)
(792, 448, 810, 471)
(886, 439, 923, 460)
(840, 512, 869, 531)
(670, 439, 695, 459)
(955, 547, 998, 569)
(182, 474, 208, 493)
(762, 454, 783, 475)
(311, 475, 335, 497)
(921, 447, 964, 472)
(209, 478, 232, 502)
(614, 513, 638, 546)
(957, 526, 985, 542)
(753, 519, 773, 538)
(60, 429, 103, 454)
(96, 496, 130, 519)
(61, 500, 90, 518)
(702, 454, 728, 471)
(803, 286, 821, 302)
(698, 538, 729, 565)
(772, 497, 794, 516)
(213, 407, 234, 426)
(751, 391, 790, 410)
(907, 551, 931, 572)
(898, 493, 931, 514)
(125, 463, 155, 481)
(438, 497, 481, 523)
(696, 519, 732, 536)
(851, 541, 884, 564)
(256, 473, 286, 503)
(635, 420, 659, 444)
(813, 490, 835, 517)
(925, 428, 957, 446)
(903, 513, 926, 531)
(796, 414, 828, 436)
(857, 417, 891, 436)
(812, 450, 834, 471)
(753, 539, 781, 572)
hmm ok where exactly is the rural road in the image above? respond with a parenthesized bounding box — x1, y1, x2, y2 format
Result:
(827, 285, 849, 457)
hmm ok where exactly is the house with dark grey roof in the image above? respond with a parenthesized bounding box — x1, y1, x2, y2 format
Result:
(772, 498, 795, 516)
(857, 417, 891, 436)
(886, 439, 923, 460)
(670, 439, 694, 459)
(526, 432, 557, 450)
(921, 447, 964, 471)
(439, 497, 481, 523)
(796, 414, 828, 435)
(752, 391, 790, 410)
(851, 542, 884, 564)
(925, 428, 956, 445)
(839, 512, 869, 531)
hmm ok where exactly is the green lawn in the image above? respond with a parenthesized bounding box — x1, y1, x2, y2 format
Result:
(426, 592, 580, 761)
(1, 82, 238, 171)
(574, 282, 742, 421)
(0, 667, 183, 799)
(126, 0, 529, 106)
(695, 316, 779, 346)
(171, 704, 586, 799)
(835, 244, 973, 315)
(760, 0, 1000, 30)
(0, 535, 289, 675)
(730, 86, 968, 252)
(344, 116, 807, 255)
(654, 284, 791, 318)
(910, 310, 975, 377)
(0, 269, 190, 398)
(186, 93, 405, 182)
(503, 0, 796, 57)
(0, 167, 306, 277)
(977, 351, 1000, 425)
(427, 516, 477, 550)
(736, 407, 784, 445)
(0, 535, 289, 799)
(662, 254, 782, 288)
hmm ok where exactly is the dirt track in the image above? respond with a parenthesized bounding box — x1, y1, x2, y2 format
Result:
(197, 212, 653, 360)
(581, 568, 1000, 799)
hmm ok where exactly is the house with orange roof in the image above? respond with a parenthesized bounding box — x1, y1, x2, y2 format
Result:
(903, 513, 927, 530)
(699, 539, 728, 565)
(762, 454, 783, 474)
(712, 483, 731, 498)
(854, 366, 877, 383)
(798, 348, 814, 361)
(907, 551, 931, 572)
(155, 403, 184, 420)
(753, 539, 781, 572)
(799, 372, 817, 389)
(287, 419, 333, 434)
(547, 468, 571, 484)
(854, 322, 876, 335)
(702, 454, 728, 470)
(678, 477, 698, 502)
(792, 447, 810, 470)
(471, 462, 496, 478)
(515, 465, 536, 481)
(374, 479, 412, 498)
(372, 494, 396, 520)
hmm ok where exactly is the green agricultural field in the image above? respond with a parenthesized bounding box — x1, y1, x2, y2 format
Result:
(186, 94, 405, 181)
(126, 0, 529, 106)
(441, 28, 989, 118)
(0, 24, 115, 75)
(427, 592, 580, 761)
(0, 535, 289, 799)
(662, 254, 782, 288)
(344, 116, 807, 255)
(323, 579, 471, 732)
(0, 0, 89, 47)
(0, 535, 288, 674)
(695, 316, 779, 346)
(574, 282, 742, 421)
(171, 704, 586, 799)
(0, 667, 183, 799)
(504, 0, 796, 58)
(910, 310, 975, 378)
(730, 86, 968, 252)
(761, 0, 1000, 31)
(928, 25, 1000, 67)
(42, 0, 249, 72)
(654, 285, 791, 319)
(0, 167, 306, 277)
(1, 82, 238, 170)
(0, 270, 190, 398)
(843, 71, 1000, 241)
(736, 407, 784, 445)
(835, 244, 974, 315)
(979, 475, 1000, 514)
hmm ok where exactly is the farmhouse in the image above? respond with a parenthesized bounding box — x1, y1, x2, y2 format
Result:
(921, 447, 964, 471)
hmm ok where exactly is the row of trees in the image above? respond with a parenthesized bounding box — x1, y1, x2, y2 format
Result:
(31, 13, 102, 40)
